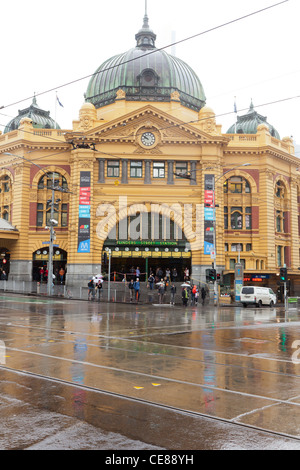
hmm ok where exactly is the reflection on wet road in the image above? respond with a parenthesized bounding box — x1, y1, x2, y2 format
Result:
(0, 293, 300, 449)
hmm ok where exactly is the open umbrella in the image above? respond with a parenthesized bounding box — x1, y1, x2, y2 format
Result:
(181, 283, 192, 288)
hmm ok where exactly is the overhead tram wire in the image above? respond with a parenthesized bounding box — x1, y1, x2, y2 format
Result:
(1, 90, 300, 167)
(0, 0, 289, 112)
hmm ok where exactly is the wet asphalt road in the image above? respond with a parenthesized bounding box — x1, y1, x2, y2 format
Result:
(0, 293, 300, 451)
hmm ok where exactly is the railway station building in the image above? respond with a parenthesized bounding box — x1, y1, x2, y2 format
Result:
(0, 9, 299, 298)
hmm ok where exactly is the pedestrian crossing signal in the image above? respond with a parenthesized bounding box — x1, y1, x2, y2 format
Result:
(208, 269, 217, 281)
(102, 252, 107, 264)
(280, 267, 287, 282)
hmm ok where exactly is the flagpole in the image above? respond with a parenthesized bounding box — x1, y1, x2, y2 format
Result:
(234, 96, 237, 134)
(55, 91, 57, 130)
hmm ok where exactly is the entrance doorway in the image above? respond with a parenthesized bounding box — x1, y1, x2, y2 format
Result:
(32, 248, 67, 283)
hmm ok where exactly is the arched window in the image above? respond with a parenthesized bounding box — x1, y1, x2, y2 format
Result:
(0, 175, 12, 222)
(275, 180, 285, 198)
(36, 172, 69, 228)
(224, 176, 251, 194)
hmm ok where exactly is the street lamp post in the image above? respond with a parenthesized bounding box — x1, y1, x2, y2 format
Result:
(2, 152, 68, 296)
(177, 162, 251, 305)
(212, 163, 251, 305)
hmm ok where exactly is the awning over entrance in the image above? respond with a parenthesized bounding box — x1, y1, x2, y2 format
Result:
(104, 240, 191, 259)
(0, 218, 19, 239)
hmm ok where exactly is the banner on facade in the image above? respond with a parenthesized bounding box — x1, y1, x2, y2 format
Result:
(204, 174, 215, 255)
(77, 171, 91, 253)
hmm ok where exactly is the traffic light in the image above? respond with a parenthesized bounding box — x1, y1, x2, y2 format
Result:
(279, 267, 287, 282)
(102, 252, 107, 264)
(208, 269, 217, 281)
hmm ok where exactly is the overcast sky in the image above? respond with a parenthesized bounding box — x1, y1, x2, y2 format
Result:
(1, 0, 299, 152)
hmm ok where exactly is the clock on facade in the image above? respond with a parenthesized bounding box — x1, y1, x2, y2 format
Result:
(141, 132, 156, 146)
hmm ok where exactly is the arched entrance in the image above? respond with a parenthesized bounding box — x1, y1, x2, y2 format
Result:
(32, 248, 67, 283)
(101, 213, 191, 282)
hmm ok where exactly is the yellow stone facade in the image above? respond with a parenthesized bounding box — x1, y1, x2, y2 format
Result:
(0, 7, 299, 298)
(0, 96, 299, 299)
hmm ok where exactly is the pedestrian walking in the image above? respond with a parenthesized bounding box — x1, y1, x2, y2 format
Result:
(170, 284, 176, 305)
(88, 279, 95, 301)
(128, 279, 135, 302)
(148, 272, 155, 290)
(158, 279, 165, 304)
(59, 267, 65, 284)
(96, 280, 103, 301)
(133, 278, 140, 302)
(201, 287, 206, 305)
(195, 287, 199, 306)
(172, 268, 177, 282)
(191, 284, 197, 305)
(182, 287, 189, 306)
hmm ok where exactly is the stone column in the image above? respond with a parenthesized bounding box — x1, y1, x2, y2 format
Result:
(144, 160, 152, 184)
(167, 160, 174, 184)
(98, 158, 105, 183)
(121, 159, 128, 184)
(190, 161, 197, 185)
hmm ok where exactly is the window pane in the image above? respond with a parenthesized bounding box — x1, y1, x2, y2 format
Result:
(37, 211, 43, 226)
(107, 161, 120, 177)
(153, 163, 165, 178)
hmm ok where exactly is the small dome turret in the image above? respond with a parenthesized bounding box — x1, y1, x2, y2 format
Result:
(4, 96, 60, 134)
(226, 100, 280, 139)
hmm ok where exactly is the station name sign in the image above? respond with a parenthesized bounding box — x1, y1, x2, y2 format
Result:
(116, 240, 178, 246)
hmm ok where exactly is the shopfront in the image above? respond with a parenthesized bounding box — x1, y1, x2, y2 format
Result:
(102, 240, 191, 282)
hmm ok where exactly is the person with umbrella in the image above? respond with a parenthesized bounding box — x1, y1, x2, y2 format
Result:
(156, 279, 165, 304)
(182, 286, 189, 306)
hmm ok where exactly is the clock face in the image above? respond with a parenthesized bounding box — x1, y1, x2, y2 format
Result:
(141, 132, 156, 146)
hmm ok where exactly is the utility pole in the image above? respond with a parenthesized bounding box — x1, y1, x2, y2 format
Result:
(47, 173, 57, 296)
(108, 248, 111, 302)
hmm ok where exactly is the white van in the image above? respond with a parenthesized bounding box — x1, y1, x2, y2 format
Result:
(240, 286, 277, 308)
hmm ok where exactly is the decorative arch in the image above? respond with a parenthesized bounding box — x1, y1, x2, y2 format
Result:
(222, 170, 258, 194)
(95, 201, 203, 252)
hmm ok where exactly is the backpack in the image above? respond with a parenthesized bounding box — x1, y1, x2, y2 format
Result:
(192, 286, 197, 294)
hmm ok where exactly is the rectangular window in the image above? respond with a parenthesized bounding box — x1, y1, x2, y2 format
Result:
(130, 161, 143, 178)
(107, 160, 120, 177)
(231, 243, 243, 252)
(246, 243, 252, 251)
(175, 162, 188, 178)
(231, 207, 243, 229)
(245, 207, 252, 229)
(277, 245, 283, 266)
(153, 162, 165, 178)
(230, 259, 236, 269)
(224, 206, 228, 229)
(61, 204, 68, 227)
(37, 203, 44, 226)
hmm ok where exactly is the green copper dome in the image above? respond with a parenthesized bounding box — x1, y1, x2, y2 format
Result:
(227, 100, 280, 139)
(85, 11, 206, 112)
(4, 96, 60, 134)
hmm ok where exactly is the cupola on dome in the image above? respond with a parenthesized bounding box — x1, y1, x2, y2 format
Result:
(85, 9, 206, 112)
(4, 96, 60, 134)
(226, 100, 280, 139)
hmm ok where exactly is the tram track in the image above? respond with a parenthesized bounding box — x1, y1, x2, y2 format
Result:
(0, 363, 300, 446)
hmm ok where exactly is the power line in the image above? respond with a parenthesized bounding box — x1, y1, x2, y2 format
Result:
(0, 0, 289, 111)
(1, 91, 300, 168)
